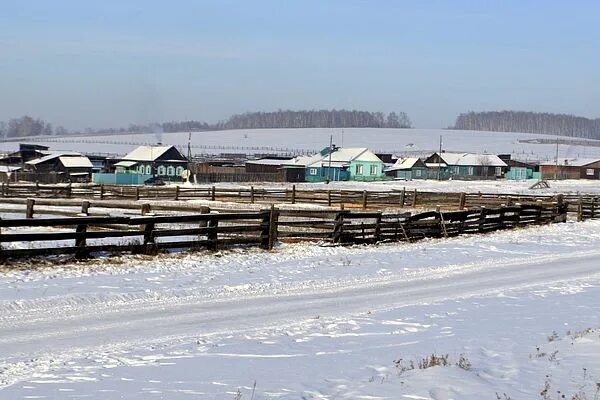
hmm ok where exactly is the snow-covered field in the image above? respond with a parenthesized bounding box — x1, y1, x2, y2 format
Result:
(1, 220, 600, 399)
(184, 178, 600, 196)
(2, 128, 600, 160)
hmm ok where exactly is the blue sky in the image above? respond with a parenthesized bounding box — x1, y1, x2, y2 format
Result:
(1, 0, 599, 129)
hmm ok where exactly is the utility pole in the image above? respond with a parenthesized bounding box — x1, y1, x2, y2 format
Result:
(554, 139, 559, 181)
(437, 135, 442, 181)
(327, 135, 333, 183)
(187, 129, 192, 161)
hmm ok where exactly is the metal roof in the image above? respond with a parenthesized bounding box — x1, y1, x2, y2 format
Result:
(59, 156, 93, 168)
(122, 145, 174, 162)
(439, 152, 507, 167)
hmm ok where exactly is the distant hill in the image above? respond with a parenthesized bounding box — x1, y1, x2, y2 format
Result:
(0, 109, 412, 139)
(453, 111, 600, 139)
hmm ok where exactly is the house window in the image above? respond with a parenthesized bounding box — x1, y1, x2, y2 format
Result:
(467, 166, 474, 175)
(158, 165, 166, 176)
(145, 165, 151, 175)
(415, 169, 422, 177)
(356, 165, 363, 175)
(176, 166, 184, 176)
(138, 165, 145, 174)
(495, 167, 502, 176)
(167, 166, 175, 176)
(370, 165, 377, 175)
(309, 168, 317, 176)
(587, 168, 594, 176)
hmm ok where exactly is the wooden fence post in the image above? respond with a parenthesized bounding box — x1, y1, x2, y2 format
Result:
(75, 224, 88, 259)
(333, 211, 345, 244)
(259, 210, 272, 250)
(250, 186, 255, 204)
(211, 186, 216, 201)
(100, 184, 105, 200)
(291, 185, 296, 204)
(141, 203, 151, 215)
(207, 217, 219, 250)
(374, 212, 382, 242)
(411, 189, 417, 207)
(399, 187, 406, 207)
(592, 197, 597, 219)
(1, 183, 4, 198)
(143, 222, 156, 254)
(269, 205, 278, 249)
(577, 195, 583, 222)
(362, 191, 368, 209)
(81, 200, 90, 216)
(459, 192, 466, 210)
(26, 198, 35, 219)
(174, 185, 180, 201)
(67, 183, 72, 198)
(327, 190, 332, 207)
(478, 206, 487, 233)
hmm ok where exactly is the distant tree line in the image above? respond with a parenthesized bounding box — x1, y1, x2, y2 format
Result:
(0, 109, 412, 139)
(218, 109, 412, 130)
(453, 111, 600, 139)
(0, 116, 68, 139)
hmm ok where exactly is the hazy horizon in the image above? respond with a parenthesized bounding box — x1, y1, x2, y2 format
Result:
(1, 1, 599, 130)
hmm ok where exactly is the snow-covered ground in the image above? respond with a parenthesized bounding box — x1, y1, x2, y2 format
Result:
(184, 178, 600, 196)
(1, 220, 600, 399)
(2, 127, 600, 160)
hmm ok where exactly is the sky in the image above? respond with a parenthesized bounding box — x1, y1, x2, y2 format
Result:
(1, 0, 599, 130)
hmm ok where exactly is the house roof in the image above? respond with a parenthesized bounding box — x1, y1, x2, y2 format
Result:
(439, 152, 507, 167)
(305, 148, 383, 168)
(539, 158, 600, 167)
(246, 158, 295, 166)
(114, 160, 138, 168)
(387, 157, 422, 171)
(122, 145, 174, 162)
(0, 165, 21, 173)
(25, 152, 83, 165)
(59, 156, 93, 168)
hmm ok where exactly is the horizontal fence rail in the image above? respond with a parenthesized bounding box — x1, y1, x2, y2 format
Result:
(0, 198, 569, 263)
(1, 183, 598, 221)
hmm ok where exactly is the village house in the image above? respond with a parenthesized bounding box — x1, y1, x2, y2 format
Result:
(302, 147, 386, 182)
(384, 157, 427, 180)
(423, 152, 508, 180)
(94, 145, 188, 184)
(23, 152, 93, 183)
(539, 159, 600, 180)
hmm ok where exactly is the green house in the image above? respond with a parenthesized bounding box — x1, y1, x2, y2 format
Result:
(304, 147, 386, 182)
(94, 145, 188, 185)
(384, 157, 427, 180)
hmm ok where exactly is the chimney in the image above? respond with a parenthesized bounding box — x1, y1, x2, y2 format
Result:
(564, 159, 568, 166)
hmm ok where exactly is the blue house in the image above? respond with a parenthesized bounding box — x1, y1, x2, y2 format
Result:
(301, 147, 386, 182)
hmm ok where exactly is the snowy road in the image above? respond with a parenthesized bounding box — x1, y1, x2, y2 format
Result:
(1, 221, 600, 398)
(2, 250, 600, 362)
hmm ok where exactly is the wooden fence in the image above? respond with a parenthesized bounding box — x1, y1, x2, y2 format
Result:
(0, 210, 275, 260)
(1, 182, 598, 218)
(0, 199, 568, 262)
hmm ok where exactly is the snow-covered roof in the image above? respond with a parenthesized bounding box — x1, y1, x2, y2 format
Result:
(539, 158, 600, 167)
(122, 146, 174, 162)
(0, 165, 21, 173)
(114, 160, 138, 168)
(305, 148, 383, 168)
(387, 157, 422, 171)
(439, 152, 507, 167)
(25, 152, 83, 165)
(245, 158, 295, 166)
(59, 156, 93, 168)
